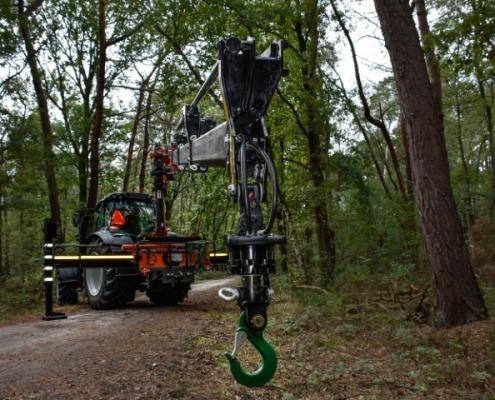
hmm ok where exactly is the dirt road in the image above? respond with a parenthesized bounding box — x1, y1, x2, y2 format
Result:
(0, 277, 264, 400)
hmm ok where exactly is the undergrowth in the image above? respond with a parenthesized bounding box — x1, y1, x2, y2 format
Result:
(0, 273, 44, 323)
(266, 264, 495, 399)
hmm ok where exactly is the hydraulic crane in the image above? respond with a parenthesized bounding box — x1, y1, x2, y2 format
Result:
(170, 37, 286, 387)
(42, 37, 286, 387)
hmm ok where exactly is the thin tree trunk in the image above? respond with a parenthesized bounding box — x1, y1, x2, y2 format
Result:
(357, 119, 392, 197)
(81, 0, 106, 243)
(77, 57, 97, 209)
(138, 77, 157, 193)
(0, 191, 3, 278)
(475, 73, 495, 221)
(414, 0, 442, 112)
(455, 91, 474, 229)
(0, 153, 3, 277)
(467, 0, 495, 221)
(280, 200, 308, 282)
(2, 206, 8, 276)
(122, 66, 158, 192)
(86, 0, 106, 211)
(374, 0, 488, 328)
(78, 156, 88, 208)
(277, 139, 288, 274)
(17, 1, 61, 230)
(19, 207, 24, 283)
(297, 0, 336, 285)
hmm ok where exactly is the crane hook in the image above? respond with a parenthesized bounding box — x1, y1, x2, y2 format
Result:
(225, 311, 277, 387)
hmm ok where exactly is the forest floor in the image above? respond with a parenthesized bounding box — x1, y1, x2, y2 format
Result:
(0, 268, 494, 400)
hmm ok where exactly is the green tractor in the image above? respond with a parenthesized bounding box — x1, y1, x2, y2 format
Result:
(58, 192, 202, 308)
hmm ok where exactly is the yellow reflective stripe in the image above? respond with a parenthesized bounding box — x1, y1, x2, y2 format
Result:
(81, 255, 134, 260)
(210, 253, 228, 257)
(54, 255, 135, 261)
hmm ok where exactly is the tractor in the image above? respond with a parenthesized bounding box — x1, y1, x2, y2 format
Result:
(57, 145, 209, 309)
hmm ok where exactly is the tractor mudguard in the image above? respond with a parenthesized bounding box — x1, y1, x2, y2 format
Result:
(86, 229, 139, 277)
(86, 229, 135, 251)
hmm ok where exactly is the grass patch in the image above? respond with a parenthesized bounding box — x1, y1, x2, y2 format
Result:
(195, 269, 230, 281)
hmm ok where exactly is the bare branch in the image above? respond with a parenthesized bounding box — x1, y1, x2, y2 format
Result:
(330, 0, 407, 199)
(327, 63, 392, 197)
(111, 84, 157, 92)
(0, 62, 28, 91)
(106, 22, 144, 47)
(276, 88, 309, 137)
(282, 157, 310, 171)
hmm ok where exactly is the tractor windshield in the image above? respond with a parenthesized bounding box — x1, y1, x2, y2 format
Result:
(105, 199, 155, 235)
(93, 197, 155, 235)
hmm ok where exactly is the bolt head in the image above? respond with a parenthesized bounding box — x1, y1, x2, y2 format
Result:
(250, 314, 265, 329)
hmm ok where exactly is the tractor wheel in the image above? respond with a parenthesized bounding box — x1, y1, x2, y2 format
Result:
(146, 283, 190, 306)
(83, 239, 136, 309)
(56, 281, 78, 305)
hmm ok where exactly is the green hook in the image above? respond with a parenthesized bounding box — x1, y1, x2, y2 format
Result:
(225, 311, 277, 387)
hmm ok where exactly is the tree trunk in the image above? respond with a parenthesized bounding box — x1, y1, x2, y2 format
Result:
(0, 191, 3, 278)
(138, 81, 155, 193)
(297, 0, 336, 285)
(455, 91, 474, 229)
(2, 206, 8, 276)
(80, 0, 106, 243)
(122, 73, 154, 192)
(138, 75, 160, 193)
(19, 207, 25, 283)
(277, 139, 288, 274)
(469, 0, 495, 220)
(78, 156, 88, 208)
(86, 0, 106, 212)
(414, 0, 442, 112)
(475, 73, 495, 221)
(0, 153, 3, 277)
(374, 0, 488, 328)
(17, 1, 61, 229)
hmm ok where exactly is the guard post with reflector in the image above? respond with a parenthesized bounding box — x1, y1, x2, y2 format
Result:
(41, 220, 138, 321)
(42, 219, 67, 321)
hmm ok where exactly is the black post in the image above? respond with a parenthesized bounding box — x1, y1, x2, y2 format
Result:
(42, 219, 67, 321)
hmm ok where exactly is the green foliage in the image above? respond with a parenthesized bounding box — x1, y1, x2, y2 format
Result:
(0, 271, 44, 322)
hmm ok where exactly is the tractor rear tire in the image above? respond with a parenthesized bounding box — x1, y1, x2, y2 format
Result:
(147, 283, 190, 306)
(84, 239, 136, 309)
(56, 282, 78, 305)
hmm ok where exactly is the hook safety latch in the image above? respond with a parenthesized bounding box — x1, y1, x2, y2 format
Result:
(225, 311, 277, 387)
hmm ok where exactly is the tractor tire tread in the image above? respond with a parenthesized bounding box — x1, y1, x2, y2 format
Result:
(56, 282, 78, 305)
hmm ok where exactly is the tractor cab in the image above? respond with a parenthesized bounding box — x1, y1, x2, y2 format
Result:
(92, 192, 155, 237)
(74, 192, 155, 241)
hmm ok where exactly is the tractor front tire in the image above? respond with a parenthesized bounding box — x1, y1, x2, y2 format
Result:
(83, 239, 136, 309)
(147, 283, 190, 306)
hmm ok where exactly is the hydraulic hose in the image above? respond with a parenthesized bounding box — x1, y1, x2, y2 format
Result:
(239, 140, 252, 234)
(246, 143, 278, 236)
